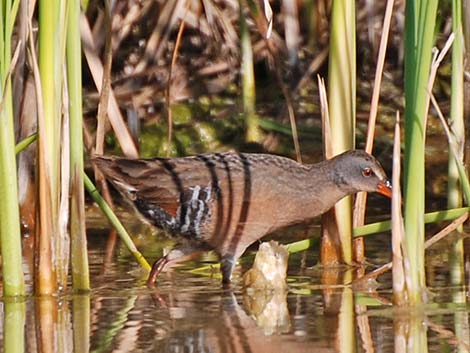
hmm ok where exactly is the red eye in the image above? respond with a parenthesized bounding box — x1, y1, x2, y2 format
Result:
(362, 167, 372, 177)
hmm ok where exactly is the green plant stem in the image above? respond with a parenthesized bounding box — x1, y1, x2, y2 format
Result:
(447, 1, 468, 336)
(325, 0, 356, 264)
(403, 0, 438, 305)
(37, 0, 63, 294)
(354, 207, 469, 237)
(0, 0, 25, 297)
(83, 173, 151, 272)
(15, 133, 37, 154)
(14, 134, 149, 273)
(67, 0, 90, 291)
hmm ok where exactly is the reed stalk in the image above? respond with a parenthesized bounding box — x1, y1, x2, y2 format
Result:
(450, 2, 470, 348)
(449, 0, 465, 212)
(240, 1, 260, 142)
(0, 0, 25, 297)
(325, 0, 356, 264)
(35, 0, 69, 294)
(447, 0, 466, 294)
(67, 0, 90, 291)
(430, 94, 470, 351)
(83, 173, 151, 271)
(403, 0, 438, 305)
(352, 0, 394, 262)
(391, 112, 406, 305)
(354, 207, 470, 237)
(165, 7, 187, 156)
(245, 0, 301, 161)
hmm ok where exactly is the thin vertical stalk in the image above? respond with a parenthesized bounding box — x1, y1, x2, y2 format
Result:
(37, 0, 57, 293)
(327, 0, 356, 154)
(281, 0, 300, 67)
(37, 0, 68, 293)
(58, 86, 70, 287)
(448, 0, 466, 293)
(464, 0, 470, 170)
(0, 0, 25, 297)
(67, 0, 90, 290)
(95, 0, 112, 157)
(353, 0, 394, 262)
(403, 0, 438, 305)
(165, 10, 186, 156)
(391, 112, 406, 305)
(447, 8, 468, 348)
(240, 1, 260, 142)
(430, 88, 470, 353)
(245, 0, 301, 161)
(325, 0, 356, 264)
(449, 0, 465, 211)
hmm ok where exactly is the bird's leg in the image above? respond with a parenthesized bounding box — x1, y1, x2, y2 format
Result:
(220, 255, 236, 284)
(146, 246, 203, 286)
(147, 256, 169, 286)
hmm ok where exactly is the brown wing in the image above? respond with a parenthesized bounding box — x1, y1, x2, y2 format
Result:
(92, 156, 216, 219)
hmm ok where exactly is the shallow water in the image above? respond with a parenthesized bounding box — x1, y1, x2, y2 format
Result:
(1, 213, 469, 353)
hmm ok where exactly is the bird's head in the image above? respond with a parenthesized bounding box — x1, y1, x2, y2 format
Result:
(330, 150, 392, 198)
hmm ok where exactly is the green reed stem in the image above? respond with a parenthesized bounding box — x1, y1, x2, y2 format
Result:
(403, 0, 438, 305)
(447, 1, 467, 303)
(448, 0, 465, 213)
(0, 0, 25, 297)
(451, 5, 470, 345)
(15, 133, 37, 154)
(354, 207, 470, 237)
(83, 173, 151, 272)
(67, 0, 90, 291)
(326, 0, 356, 264)
(15, 133, 149, 273)
(36, 0, 67, 294)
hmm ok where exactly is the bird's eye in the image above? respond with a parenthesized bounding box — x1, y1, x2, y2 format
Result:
(362, 167, 372, 177)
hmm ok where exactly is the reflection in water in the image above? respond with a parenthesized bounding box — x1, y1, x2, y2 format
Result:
(0, 235, 469, 352)
(2, 277, 468, 353)
(3, 301, 25, 353)
(243, 289, 291, 335)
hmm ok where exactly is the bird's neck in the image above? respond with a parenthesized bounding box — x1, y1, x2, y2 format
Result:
(273, 162, 350, 227)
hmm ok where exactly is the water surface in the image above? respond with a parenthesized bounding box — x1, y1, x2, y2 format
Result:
(1, 214, 469, 353)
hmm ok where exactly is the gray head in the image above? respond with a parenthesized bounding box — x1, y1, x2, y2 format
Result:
(329, 150, 392, 197)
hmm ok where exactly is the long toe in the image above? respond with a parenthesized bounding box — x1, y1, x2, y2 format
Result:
(147, 257, 168, 286)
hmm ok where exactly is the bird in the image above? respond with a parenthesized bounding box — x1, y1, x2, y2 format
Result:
(93, 150, 391, 285)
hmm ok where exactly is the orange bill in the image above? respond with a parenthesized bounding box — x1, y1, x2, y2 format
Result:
(376, 180, 392, 198)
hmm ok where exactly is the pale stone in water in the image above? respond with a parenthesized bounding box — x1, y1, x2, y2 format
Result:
(243, 240, 289, 290)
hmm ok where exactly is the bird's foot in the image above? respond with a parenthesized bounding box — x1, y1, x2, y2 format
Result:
(220, 256, 236, 285)
(146, 256, 169, 287)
